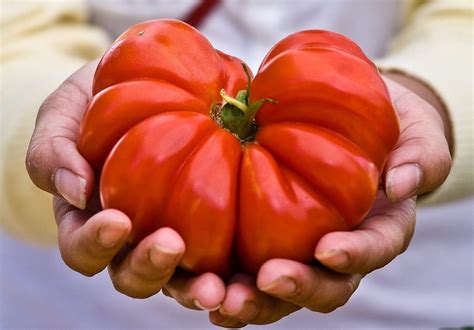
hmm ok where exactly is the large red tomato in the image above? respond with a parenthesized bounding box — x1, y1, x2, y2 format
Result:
(77, 19, 399, 276)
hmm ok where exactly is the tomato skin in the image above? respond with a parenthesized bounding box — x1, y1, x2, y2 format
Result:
(258, 30, 376, 72)
(257, 123, 379, 226)
(78, 80, 208, 173)
(100, 112, 219, 244)
(161, 130, 242, 275)
(251, 47, 399, 171)
(78, 20, 400, 276)
(92, 19, 224, 102)
(238, 144, 349, 274)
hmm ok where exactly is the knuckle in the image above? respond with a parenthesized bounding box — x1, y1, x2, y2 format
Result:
(25, 124, 79, 193)
(113, 282, 157, 299)
(110, 271, 134, 296)
(82, 239, 113, 260)
(390, 223, 409, 257)
(253, 299, 283, 323)
(269, 304, 299, 323)
(52, 196, 69, 219)
(374, 218, 409, 266)
(130, 255, 174, 282)
(400, 239, 412, 255)
(312, 278, 356, 314)
(360, 226, 397, 272)
(76, 268, 98, 278)
(50, 79, 89, 115)
(316, 305, 338, 314)
(61, 79, 89, 100)
(251, 305, 279, 325)
(318, 298, 348, 313)
(59, 242, 104, 277)
(58, 222, 110, 277)
(418, 137, 451, 189)
(126, 290, 156, 299)
(58, 233, 88, 277)
(36, 92, 58, 120)
(25, 139, 46, 185)
(60, 252, 98, 278)
(110, 268, 161, 299)
(289, 272, 320, 305)
(306, 297, 338, 313)
(336, 277, 358, 307)
(261, 311, 281, 324)
(439, 147, 452, 178)
(213, 317, 246, 328)
(399, 206, 416, 254)
(33, 78, 89, 145)
(400, 230, 415, 254)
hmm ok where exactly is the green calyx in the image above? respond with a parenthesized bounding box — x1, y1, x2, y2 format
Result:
(218, 64, 276, 141)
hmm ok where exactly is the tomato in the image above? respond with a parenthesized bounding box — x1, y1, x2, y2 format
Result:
(77, 19, 399, 276)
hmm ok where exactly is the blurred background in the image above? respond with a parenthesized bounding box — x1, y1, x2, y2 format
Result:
(1, 0, 473, 328)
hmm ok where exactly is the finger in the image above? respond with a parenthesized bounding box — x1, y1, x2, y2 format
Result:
(165, 271, 226, 311)
(315, 191, 416, 274)
(54, 196, 131, 276)
(383, 79, 452, 202)
(26, 60, 99, 209)
(209, 313, 247, 328)
(257, 260, 362, 313)
(108, 227, 185, 299)
(216, 274, 299, 325)
(209, 312, 247, 328)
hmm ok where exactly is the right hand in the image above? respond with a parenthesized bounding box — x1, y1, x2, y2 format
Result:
(25, 60, 225, 311)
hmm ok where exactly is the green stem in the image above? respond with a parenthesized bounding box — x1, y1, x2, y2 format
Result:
(220, 89, 248, 112)
(219, 64, 276, 141)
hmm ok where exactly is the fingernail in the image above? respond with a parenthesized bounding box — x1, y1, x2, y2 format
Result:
(148, 244, 180, 268)
(194, 299, 221, 311)
(385, 164, 422, 202)
(260, 276, 297, 296)
(221, 301, 258, 320)
(315, 249, 350, 268)
(54, 168, 87, 209)
(97, 222, 128, 248)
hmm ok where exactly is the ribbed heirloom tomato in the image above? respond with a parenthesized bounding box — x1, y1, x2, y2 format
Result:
(77, 19, 399, 276)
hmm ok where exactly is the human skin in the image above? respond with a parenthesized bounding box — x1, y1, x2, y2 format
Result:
(25, 60, 452, 327)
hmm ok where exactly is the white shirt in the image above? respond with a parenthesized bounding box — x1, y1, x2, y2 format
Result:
(89, 0, 402, 70)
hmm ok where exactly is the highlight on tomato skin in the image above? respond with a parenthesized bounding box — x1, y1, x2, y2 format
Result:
(77, 79, 209, 173)
(77, 19, 400, 276)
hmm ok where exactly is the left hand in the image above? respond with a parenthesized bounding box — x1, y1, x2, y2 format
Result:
(207, 76, 452, 327)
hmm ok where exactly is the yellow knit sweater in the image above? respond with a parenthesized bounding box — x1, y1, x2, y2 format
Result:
(1, 0, 472, 245)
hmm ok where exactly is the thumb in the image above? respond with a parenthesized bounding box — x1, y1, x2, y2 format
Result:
(383, 79, 452, 202)
(26, 61, 98, 209)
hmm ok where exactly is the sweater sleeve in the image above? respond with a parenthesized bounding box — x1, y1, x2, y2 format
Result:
(0, 0, 109, 245)
(376, 0, 474, 204)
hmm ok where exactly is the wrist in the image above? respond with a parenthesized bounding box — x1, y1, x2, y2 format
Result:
(383, 70, 454, 155)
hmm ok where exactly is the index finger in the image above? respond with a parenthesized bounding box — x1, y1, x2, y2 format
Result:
(53, 196, 132, 276)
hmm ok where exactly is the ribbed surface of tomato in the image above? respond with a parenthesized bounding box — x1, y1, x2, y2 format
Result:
(77, 19, 399, 275)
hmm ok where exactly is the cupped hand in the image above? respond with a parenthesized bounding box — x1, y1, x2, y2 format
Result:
(209, 76, 452, 327)
(25, 61, 225, 310)
(26, 61, 452, 326)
